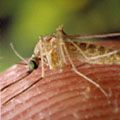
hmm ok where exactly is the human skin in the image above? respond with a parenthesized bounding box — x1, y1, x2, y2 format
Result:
(1, 40, 120, 120)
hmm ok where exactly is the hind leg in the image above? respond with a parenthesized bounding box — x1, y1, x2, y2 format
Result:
(63, 40, 108, 97)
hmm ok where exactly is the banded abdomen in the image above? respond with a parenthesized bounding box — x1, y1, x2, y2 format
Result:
(66, 41, 120, 64)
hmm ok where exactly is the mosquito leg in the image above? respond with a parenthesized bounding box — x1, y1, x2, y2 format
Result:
(62, 40, 108, 97)
(67, 39, 89, 61)
(78, 47, 119, 64)
(43, 39, 53, 69)
(83, 50, 120, 64)
(59, 39, 67, 64)
(72, 67, 108, 97)
(89, 50, 119, 61)
(39, 37, 45, 78)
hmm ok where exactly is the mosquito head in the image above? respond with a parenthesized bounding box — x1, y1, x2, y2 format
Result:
(28, 58, 39, 72)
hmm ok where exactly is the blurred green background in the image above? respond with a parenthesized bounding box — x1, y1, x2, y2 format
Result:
(0, 0, 120, 72)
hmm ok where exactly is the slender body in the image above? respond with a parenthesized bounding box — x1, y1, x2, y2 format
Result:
(28, 26, 120, 97)
(10, 26, 120, 97)
(30, 26, 120, 69)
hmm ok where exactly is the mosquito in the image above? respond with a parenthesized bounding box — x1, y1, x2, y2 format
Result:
(10, 26, 120, 97)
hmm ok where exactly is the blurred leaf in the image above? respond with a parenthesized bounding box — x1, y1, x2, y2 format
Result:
(0, 0, 120, 71)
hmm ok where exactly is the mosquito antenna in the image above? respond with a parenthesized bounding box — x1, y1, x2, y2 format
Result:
(10, 43, 28, 64)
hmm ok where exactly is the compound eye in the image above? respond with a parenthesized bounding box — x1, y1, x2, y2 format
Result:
(28, 60, 38, 72)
